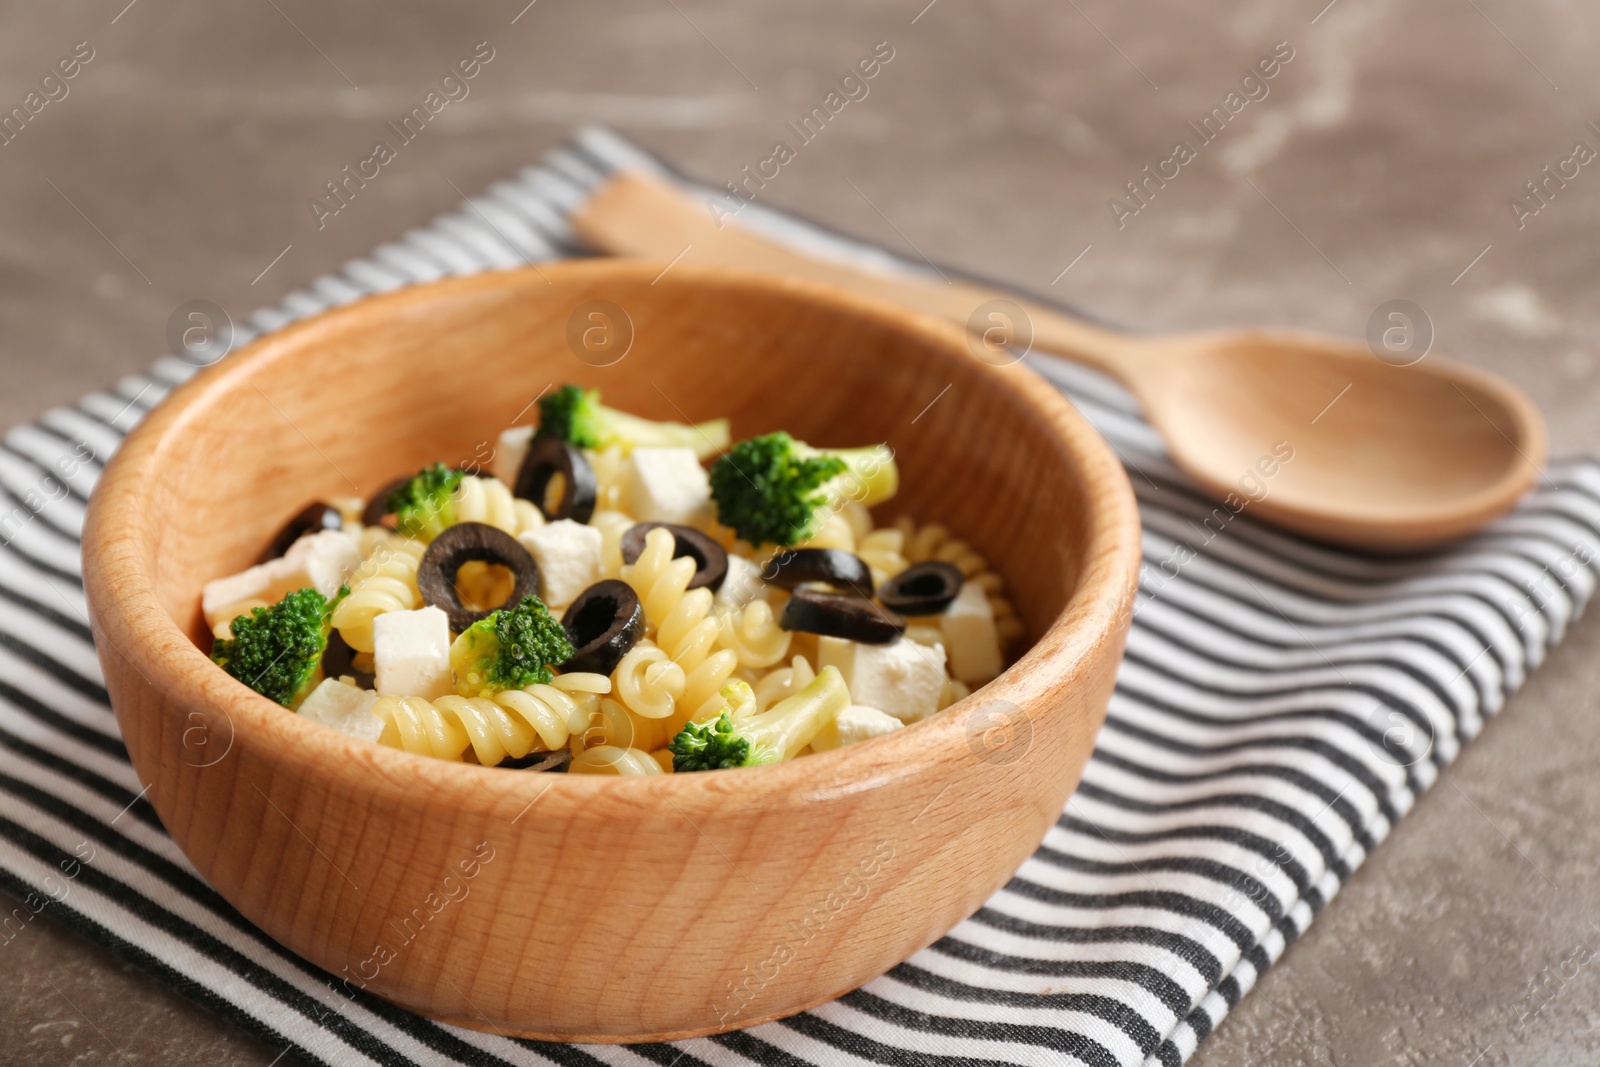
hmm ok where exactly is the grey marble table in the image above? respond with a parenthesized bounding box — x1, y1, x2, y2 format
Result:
(1, 1, 1597, 1064)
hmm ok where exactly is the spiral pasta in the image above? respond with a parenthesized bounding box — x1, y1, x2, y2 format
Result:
(611, 640, 687, 720)
(894, 518, 1022, 645)
(589, 509, 635, 579)
(454, 560, 516, 612)
(621, 526, 738, 723)
(372, 673, 608, 765)
(718, 598, 792, 669)
(573, 695, 678, 753)
(332, 536, 427, 652)
(751, 654, 816, 712)
(452, 475, 545, 537)
(569, 745, 666, 775)
(857, 527, 909, 588)
(797, 508, 855, 553)
(586, 445, 628, 512)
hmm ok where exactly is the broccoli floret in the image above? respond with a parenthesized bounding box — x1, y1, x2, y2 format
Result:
(387, 462, 463, 541)
(449, 594, 575, 696)
(537, 384, 730, 460)
(670, 666, 849, 771)
(211, 586, 347, 708)
(708, 432, 899, 547)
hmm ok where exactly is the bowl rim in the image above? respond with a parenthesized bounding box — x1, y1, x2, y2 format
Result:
(84, 260, 1142, 816)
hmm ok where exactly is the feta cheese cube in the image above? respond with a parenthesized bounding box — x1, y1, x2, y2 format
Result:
(810, 704, 905, 751)
(816, 635, 947, 724)
(280, 529, 362, 600)
(942, 581, 1003, 684)
(201, 565, 275, 626)
(296, 678, 383, 742)
(200, 529, 359, 626)
(517, 519, 603, 608)
(373, 606, 453, 698)
(622, 447, 710, 525)
(714, 554, 765, 613)
(492, 425, 533, 486)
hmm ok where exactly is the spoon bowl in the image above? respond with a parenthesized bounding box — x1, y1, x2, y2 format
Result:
(1125, 328, 1545, 548)
(573, 170, 1548, 551)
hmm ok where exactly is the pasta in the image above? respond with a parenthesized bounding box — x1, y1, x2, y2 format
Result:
(751, 654, 816, 712)
(611, 641, 687, 721)
(453, 474, 545, 536)
(894, 518, 1023, 646)
(857, 527, 909, 588)
(718, 598, 792, 669)
(332, 536, 427, 652)
(204, 384, 1019, 776)
(372, 673, 608, 765)
(589, 509, 635, 578)
(622, 527, 739, 722)
(587, 445, 628, 512)
(569, 745, 665, 775)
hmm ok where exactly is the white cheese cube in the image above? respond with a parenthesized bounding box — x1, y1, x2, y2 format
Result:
(201, 565, 275, 626)
(816, 635, 947, 724)
(517, 519, 602, 608)
(373, 606, 453, 698)
(715, 554, 765, 613)
(622, 447, 710, 525)
(280, 529, 362, 601)
(296, 678, 383, 742)
(492, 425, 533, 486)
(810, 704, 905, 751)
(200, 529, 359, 626)
(942, 581, 1003, 684)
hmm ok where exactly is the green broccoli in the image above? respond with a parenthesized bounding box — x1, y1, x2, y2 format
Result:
(211, 586, 347, 708)
(670, 667, 849, 771)
(537, 384, 730, 460)
(708, 432, 899, 547)
(449, 594, 575, 697)
(387, 462, 463, 541)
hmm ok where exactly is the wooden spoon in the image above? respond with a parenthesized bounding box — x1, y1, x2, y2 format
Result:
(571, 171, 1548, 551)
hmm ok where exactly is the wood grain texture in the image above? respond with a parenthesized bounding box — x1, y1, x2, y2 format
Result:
(575, 172, 1547, 551)
(81, 261, 1142, 1042)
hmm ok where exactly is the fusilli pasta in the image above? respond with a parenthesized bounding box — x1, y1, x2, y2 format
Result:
(332, 536, 427, 652)
(586, 445, 628, 512)
(611, 640, 686, 721)
(372, 673, 608, 765)
(751, 654, 816, 712)
(718, 598, 792, 669)
(452, 475, 545, 537)
(894, 518, 1022, 645)
(569, 745, 667, 775)
(623, 526, 738, 722)
(589, 509, 635, 578)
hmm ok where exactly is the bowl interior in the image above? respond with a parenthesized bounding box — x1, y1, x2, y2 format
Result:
(146, 264, 1098, 660)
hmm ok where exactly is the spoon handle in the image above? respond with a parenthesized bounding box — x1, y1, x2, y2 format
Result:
(571, 171, 1153, 383)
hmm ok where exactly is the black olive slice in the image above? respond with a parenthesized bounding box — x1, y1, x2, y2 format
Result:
(361, 475, 411, 528)
(620, 523, 729, 592)
(321, 629, 374, 689)
(514, 438, 597, 524)
(761, 548, 873, 598)
(418, 522, 541, 632)
(559, 579, 645, 674)
(779, 587, 905, 644)
(878, 560, 965, 615)
(260, 501, 343, 563)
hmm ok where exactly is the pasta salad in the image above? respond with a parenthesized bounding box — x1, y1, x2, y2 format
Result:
(200, 385, 1020, 775)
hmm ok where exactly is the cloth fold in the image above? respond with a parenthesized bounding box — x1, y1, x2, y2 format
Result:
(0, 126, 1594, 1067)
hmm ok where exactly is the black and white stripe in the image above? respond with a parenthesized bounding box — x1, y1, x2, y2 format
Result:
(0, 127, 1593, 1067)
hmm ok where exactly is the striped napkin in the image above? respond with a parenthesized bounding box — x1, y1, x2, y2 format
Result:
(3, 127, 1596, 1067)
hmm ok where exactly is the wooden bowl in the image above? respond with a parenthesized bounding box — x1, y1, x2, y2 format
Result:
(83, 261, 1141, 1042)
